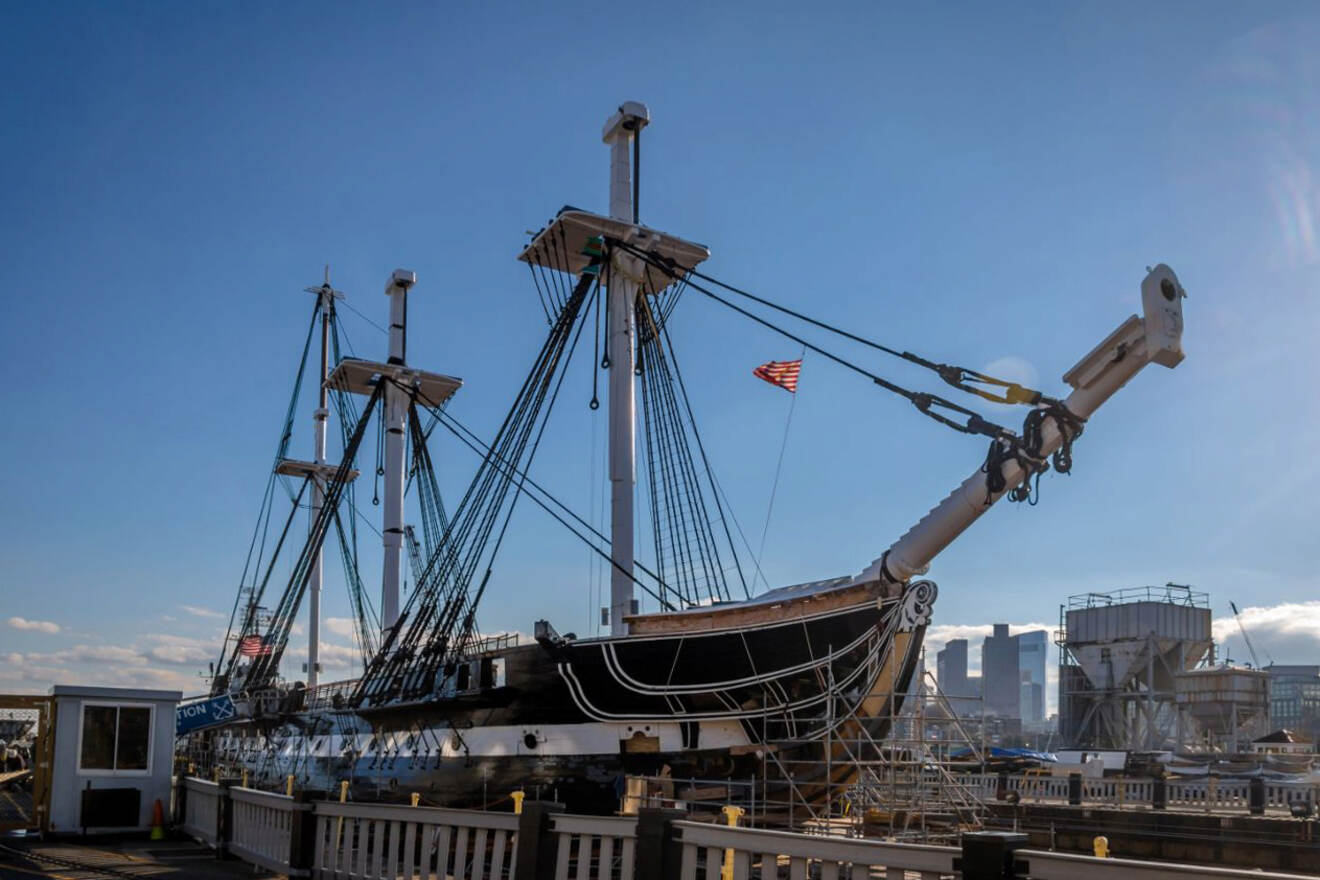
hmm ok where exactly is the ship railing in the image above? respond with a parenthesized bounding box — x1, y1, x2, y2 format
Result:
(229, 786, 312, 877)
(310, 799, 519, 880)
(469, 631, 520, 655)
(303, 677, 362, 712)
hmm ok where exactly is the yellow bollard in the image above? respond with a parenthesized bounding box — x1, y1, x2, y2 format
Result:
(286, 774, 295, 797)
(334, 781, 349, 851)
(511, 790, 525, 815)
(213, 765, 221, 782)
(410, 792, 421, 807)
(188, 762, 195, 776)
(720, 805, 745, 880)
(241, 769, 249, 789)
(1093, 835, 1109, 858)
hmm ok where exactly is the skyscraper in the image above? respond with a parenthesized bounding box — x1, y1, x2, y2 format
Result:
(937, 638, 976, 715)
(982, 624, 1020, 718)
(1016, 630, 1048, 722)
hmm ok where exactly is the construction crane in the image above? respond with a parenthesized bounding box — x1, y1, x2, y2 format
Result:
(1230, 601, 1272, 667)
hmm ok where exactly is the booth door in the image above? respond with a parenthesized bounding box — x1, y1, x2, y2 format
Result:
(0, 695, 53, 832)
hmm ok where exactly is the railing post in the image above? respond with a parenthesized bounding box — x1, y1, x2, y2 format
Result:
(1152, 776, 1167, 811)
(1249, 776, 1266, 816)
(173, 776, 187, 829)
(634, 807, 685, 880)
(216, 778, 236, 858)
(955, 830, 1028, 879)
(1067, 773, 1082, 807)
(511, 800, 564, 880)
(996, 771, 1009, 801)
(289, 790, 323, 875)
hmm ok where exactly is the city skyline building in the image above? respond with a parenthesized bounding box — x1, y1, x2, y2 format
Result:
(982, 624, 1020, 718)
(1017, 629, 1048, 722)
(936, 638, 979, 715)
(1267, 664, 1320, 742)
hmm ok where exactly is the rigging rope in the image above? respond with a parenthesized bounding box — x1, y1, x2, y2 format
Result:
(617, 241, 1051, 408)
(610, 238, 1014, 442)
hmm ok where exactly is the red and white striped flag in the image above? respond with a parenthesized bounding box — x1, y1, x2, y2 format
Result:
(752, 359, 802, 393)
(239, 634, 272, 657)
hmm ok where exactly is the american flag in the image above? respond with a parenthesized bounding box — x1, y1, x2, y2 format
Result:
(238, 634, 273, 657)
(752, 359, 802, 393)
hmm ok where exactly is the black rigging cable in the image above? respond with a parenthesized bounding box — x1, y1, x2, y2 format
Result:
(620, 241, 1051, 408)
(616, 240, 1012, 441)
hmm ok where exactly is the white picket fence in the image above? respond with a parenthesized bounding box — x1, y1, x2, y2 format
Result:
(310, 799, 519, 880)
(670, 821, 1307, 880)
(958, 773, 1318, 811)
(675, 821, 957, 879)
(550, 813, 638, 880)
(230, 786, 311, 876)
(174, 777, 1316, 880)
(179, 777, 224, 848)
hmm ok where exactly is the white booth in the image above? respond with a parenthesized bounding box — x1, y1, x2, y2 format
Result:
(47, 685, 180, 834)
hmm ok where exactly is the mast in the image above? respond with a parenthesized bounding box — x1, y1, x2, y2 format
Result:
(380, 269, 416, 632)
(307, 268, 336, 692)
(602, 102, 649, 636)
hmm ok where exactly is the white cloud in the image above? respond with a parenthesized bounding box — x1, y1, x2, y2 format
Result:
(1212, 601, 1320, 666)
(316, 642, 362, 670)
(179, 605, 225, 619)
(148, 644, 215, 666)
(325, 617, 357, 639)
(7, 617, 60, 634)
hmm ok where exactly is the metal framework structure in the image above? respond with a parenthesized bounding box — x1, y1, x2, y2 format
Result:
(1056, 585, 1213, 751)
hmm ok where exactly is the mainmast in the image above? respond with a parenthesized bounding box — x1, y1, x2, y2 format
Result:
(602, 101, 649, 636)
(325, 270, 461, 640)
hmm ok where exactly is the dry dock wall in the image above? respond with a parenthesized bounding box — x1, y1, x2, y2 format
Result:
(990, 802, 1319, 874)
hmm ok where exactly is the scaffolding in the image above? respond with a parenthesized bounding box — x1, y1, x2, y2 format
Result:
(626, 658, 990, 844)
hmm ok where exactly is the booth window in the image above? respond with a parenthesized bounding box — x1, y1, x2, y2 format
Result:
(79, 704, 151, 772)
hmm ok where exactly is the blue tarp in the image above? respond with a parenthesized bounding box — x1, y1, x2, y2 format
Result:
(949, 746, 1058, 762)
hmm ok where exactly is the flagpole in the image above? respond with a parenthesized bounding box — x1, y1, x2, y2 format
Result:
(755, 348, 805, 580)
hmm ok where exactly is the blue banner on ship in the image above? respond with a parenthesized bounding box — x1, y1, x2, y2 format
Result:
(175, 694, 237, 735)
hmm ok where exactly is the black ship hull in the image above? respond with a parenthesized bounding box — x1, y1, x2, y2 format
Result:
(209, 579, 934, 810)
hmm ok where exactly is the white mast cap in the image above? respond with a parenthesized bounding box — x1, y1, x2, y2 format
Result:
(603, 101, 650, 143)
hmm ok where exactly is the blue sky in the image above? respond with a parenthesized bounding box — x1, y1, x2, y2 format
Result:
(2, 2, 1318, 699)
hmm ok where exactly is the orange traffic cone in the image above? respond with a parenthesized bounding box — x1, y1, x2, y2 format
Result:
(149, 798, 166, 841)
